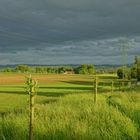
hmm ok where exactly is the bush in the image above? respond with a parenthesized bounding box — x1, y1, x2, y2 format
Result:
(15, 65, 30, 73)
(117, 66, 130, 79)
(74, 64, 95, 74)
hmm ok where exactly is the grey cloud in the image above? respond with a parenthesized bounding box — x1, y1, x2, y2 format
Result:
(0, 37, 139, 65)
(0, 0, 140, 64)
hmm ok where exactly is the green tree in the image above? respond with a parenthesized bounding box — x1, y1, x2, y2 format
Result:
(3, 67, 14, 72)
(117, 66, 130, 79)
(131, 56, 140, 81)
(130, 65, 137, 79)
(80, 64, 88, 74)
(35, 67, 46, 73)
(137, 67, 140, 81)
(74, 64, 95, 74)
(15, 65, 30, 73)
(87, 64, 95, 74)
(58, 67, 65, 73)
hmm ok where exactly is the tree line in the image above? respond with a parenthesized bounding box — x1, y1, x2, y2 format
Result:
(0, 64, 95, 74)
(117, 56, 140, 81)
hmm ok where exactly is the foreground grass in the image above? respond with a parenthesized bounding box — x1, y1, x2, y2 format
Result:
(0, 94, 140, 140)
(0, 73, 140, 140)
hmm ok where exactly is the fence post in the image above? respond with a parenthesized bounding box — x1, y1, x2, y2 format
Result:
(111, 81, 114, 94)
(128, 81, 131, 91)
(118, 81, 120, 92)
(122, 80, 124, 92)
(94, 76, 98, 103)
(29, 94, 35, 140)
(26, 75, 38, 140)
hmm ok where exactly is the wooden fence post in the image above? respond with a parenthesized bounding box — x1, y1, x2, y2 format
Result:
(118, 81, 121, 92)
(111, 81, 114, 94)
(26, 75, 38, 140)
(128, 81, 131, 91)
(29, 94, 35, 140)
(94, 76, 98, 103)
(122, 80, 124, 92)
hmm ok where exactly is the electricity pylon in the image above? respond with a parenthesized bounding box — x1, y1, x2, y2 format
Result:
(119, 37, 130, 80)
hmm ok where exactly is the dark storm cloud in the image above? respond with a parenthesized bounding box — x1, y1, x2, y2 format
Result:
(0, 0, 140, 64)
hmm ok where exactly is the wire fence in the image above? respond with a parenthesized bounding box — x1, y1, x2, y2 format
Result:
(93, 78, 139, 94)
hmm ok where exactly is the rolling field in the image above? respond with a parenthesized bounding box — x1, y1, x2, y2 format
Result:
(0, 73, 140, 140)
(0, 73, 94, 112)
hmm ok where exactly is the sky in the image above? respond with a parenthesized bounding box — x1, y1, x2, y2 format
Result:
(0, 0, 140, 65)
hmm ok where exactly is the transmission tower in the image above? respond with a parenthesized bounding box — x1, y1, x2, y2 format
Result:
(119, 37, 130, 80)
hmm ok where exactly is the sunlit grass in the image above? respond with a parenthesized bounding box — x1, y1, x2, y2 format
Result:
(1, 94, 140, 140)
(0, 73, 140, 140)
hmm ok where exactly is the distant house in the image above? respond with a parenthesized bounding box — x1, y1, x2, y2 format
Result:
(64, 70, 75, 74)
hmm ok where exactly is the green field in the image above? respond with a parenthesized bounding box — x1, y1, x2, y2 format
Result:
(0, 73, 140, 140)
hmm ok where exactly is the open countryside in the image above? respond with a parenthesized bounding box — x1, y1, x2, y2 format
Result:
(1, 0, 140, 140)
(0, 56, 140, 140)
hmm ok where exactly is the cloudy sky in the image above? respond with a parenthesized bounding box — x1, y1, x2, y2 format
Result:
(0, 0, 140, 65)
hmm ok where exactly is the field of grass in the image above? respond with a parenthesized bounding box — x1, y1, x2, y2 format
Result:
(0, 73, 140, 140)
(0, 73, 94, 112)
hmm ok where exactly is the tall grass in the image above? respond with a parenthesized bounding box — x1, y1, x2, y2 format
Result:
(106, 93, 140, 138)
(0, 73, 140, 139)
(0, 94, 139, 140)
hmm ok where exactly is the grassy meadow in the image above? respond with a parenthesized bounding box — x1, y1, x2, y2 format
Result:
(0, 73, 140, 140)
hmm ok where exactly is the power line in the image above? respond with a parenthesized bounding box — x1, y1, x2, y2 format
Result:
(0, 11, 49, 43)
(119, 37, 130, 80)
(0, 30, 46, 43)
